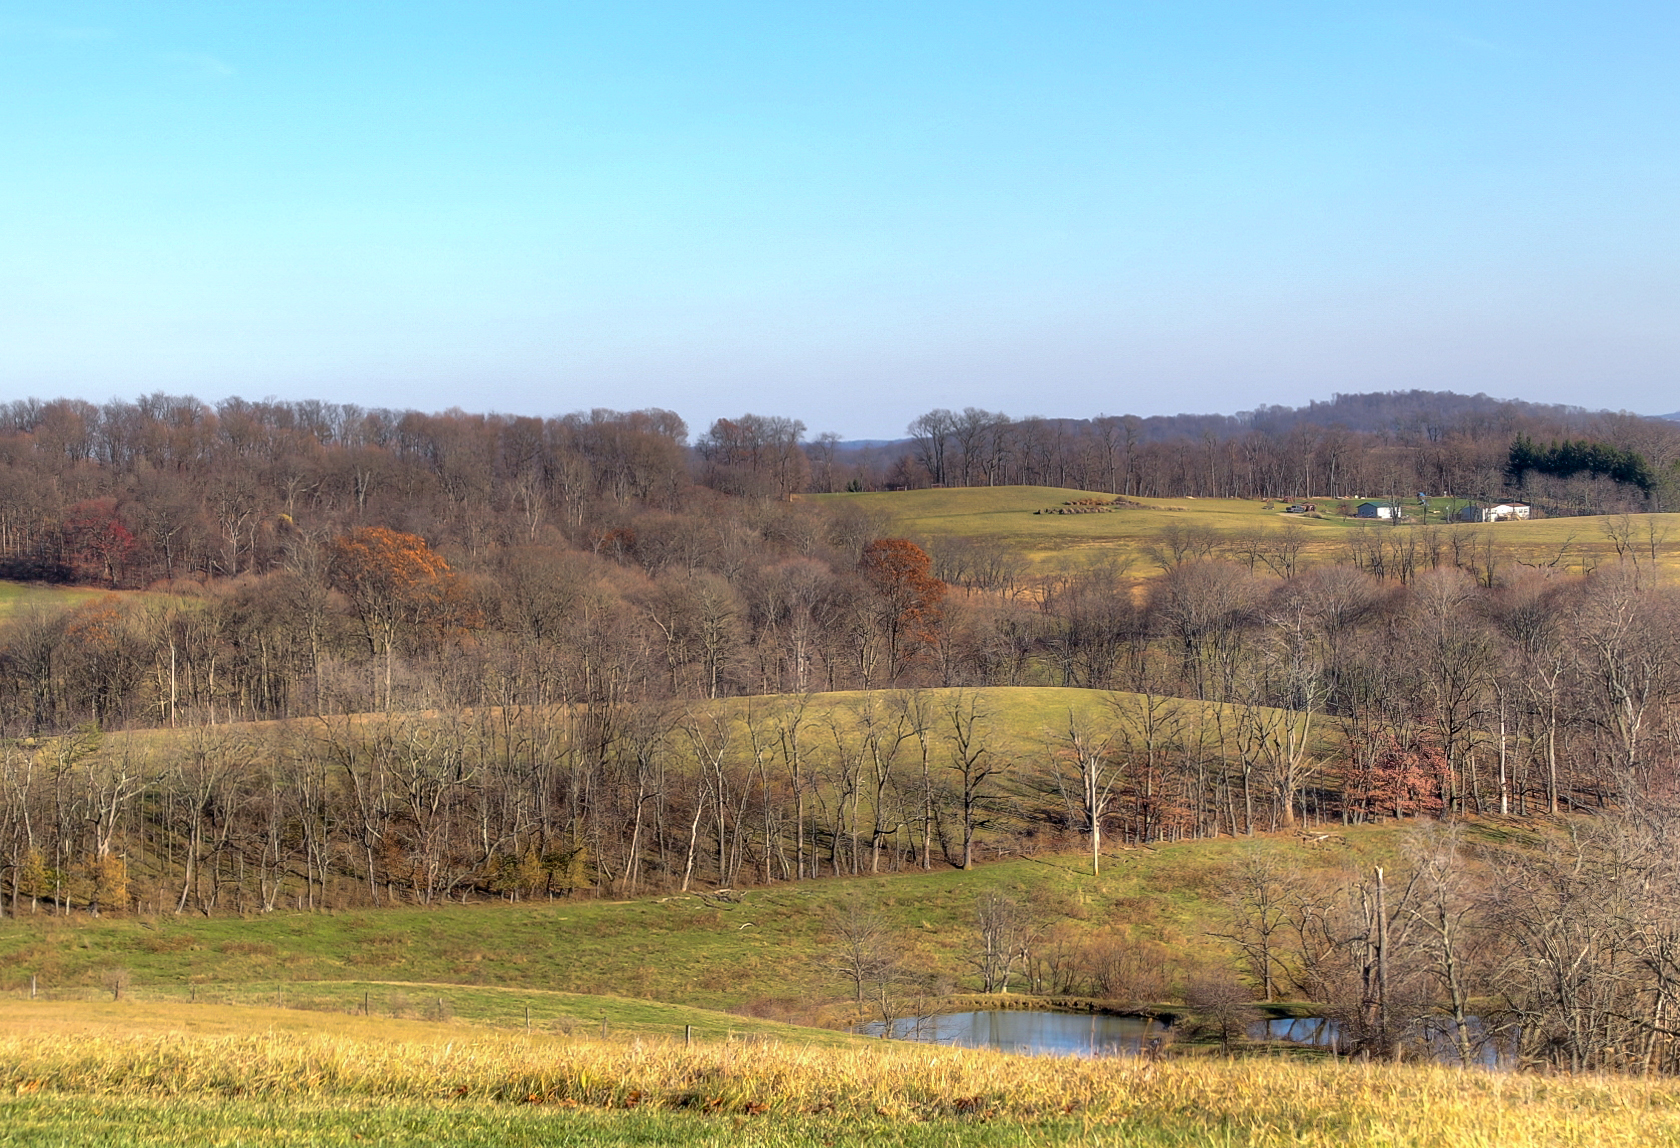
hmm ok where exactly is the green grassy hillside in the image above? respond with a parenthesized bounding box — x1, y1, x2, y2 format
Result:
(0, 827, 1404, 1021)
(0, 581, 109, 621)
(817, 486, 1331, 567)
(664, 685, 1305, 761)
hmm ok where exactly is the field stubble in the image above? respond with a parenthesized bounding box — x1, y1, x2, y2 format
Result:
(1, 1002, 1676, 1147)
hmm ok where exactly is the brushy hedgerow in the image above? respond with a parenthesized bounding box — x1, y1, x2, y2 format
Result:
(5, 1029, 1680, 1146)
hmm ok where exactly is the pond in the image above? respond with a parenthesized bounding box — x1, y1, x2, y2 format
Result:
(1251, 1015, 1513, 1067)
(861, 1009, 1513, 1066)
(857, 1010, 1169, 1057)
(1253, 1016, 1341, 1047)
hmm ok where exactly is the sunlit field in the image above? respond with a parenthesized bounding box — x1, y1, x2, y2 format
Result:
(0, 580, 109, 621)
(812, 485, 1680, 575)
(1, 1001, 1674, 1147)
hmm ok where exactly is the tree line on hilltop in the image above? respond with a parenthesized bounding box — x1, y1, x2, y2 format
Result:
(895, 393, 1679, 512)
(0, 389, 1675, 596)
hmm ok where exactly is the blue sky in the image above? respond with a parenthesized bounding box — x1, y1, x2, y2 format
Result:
(2, 3, 1677, 438)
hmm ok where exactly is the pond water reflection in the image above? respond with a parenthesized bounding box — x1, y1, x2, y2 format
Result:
(1250, 1015, 1513, 1067)
(858, 1010, 1167, 1057)
(862, 1009, 1513, 1066)
(1251, 1016, 1341, 1047)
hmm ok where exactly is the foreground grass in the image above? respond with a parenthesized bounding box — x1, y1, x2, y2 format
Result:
(1, 1004, 1676, 1147)
(0, 1097, 1106, 1148)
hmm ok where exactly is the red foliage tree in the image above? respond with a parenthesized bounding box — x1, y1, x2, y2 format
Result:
(62, 498, 137, 586)
(859, 538, 945, 681)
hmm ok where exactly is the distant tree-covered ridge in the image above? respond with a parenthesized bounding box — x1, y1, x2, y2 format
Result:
(1, 388, 1675, 593)
(889, 392, 1678, 512)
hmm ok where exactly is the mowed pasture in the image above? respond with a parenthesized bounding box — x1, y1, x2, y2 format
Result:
(817, 486, 1351, 569)
(93, 683, 1302, 762)
(0, 580, 109, 621)
(0, 825, 1404, 1016)
(1, 1000, 1676, 1147)
(812, 485, 1680, 575)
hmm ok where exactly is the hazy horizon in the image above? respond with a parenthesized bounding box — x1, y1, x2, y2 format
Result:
(2, 384, 1669, 447)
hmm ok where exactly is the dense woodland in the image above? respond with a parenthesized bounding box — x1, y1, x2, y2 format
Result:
(0, 390, 1676, 596)
(6, 549, 1674, 902)
(4, 389, 1680, 1071)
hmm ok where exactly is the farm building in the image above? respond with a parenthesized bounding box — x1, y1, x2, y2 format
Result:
(1355, 502, 1399, 519)
(1458, 502, 1532, 522)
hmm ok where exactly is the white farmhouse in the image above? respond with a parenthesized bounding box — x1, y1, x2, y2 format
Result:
(1458, 500, 1538, 524)
(1458, 502, 1532, 523)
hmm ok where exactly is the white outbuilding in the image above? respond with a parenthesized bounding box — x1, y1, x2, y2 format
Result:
(1459, 502, 1532, 522)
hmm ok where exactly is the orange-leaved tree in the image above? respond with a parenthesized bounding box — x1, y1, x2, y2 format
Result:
(329, 526, 464, 711)
(1342, 731, 1446, 822)
(860, 538, 945, 681)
